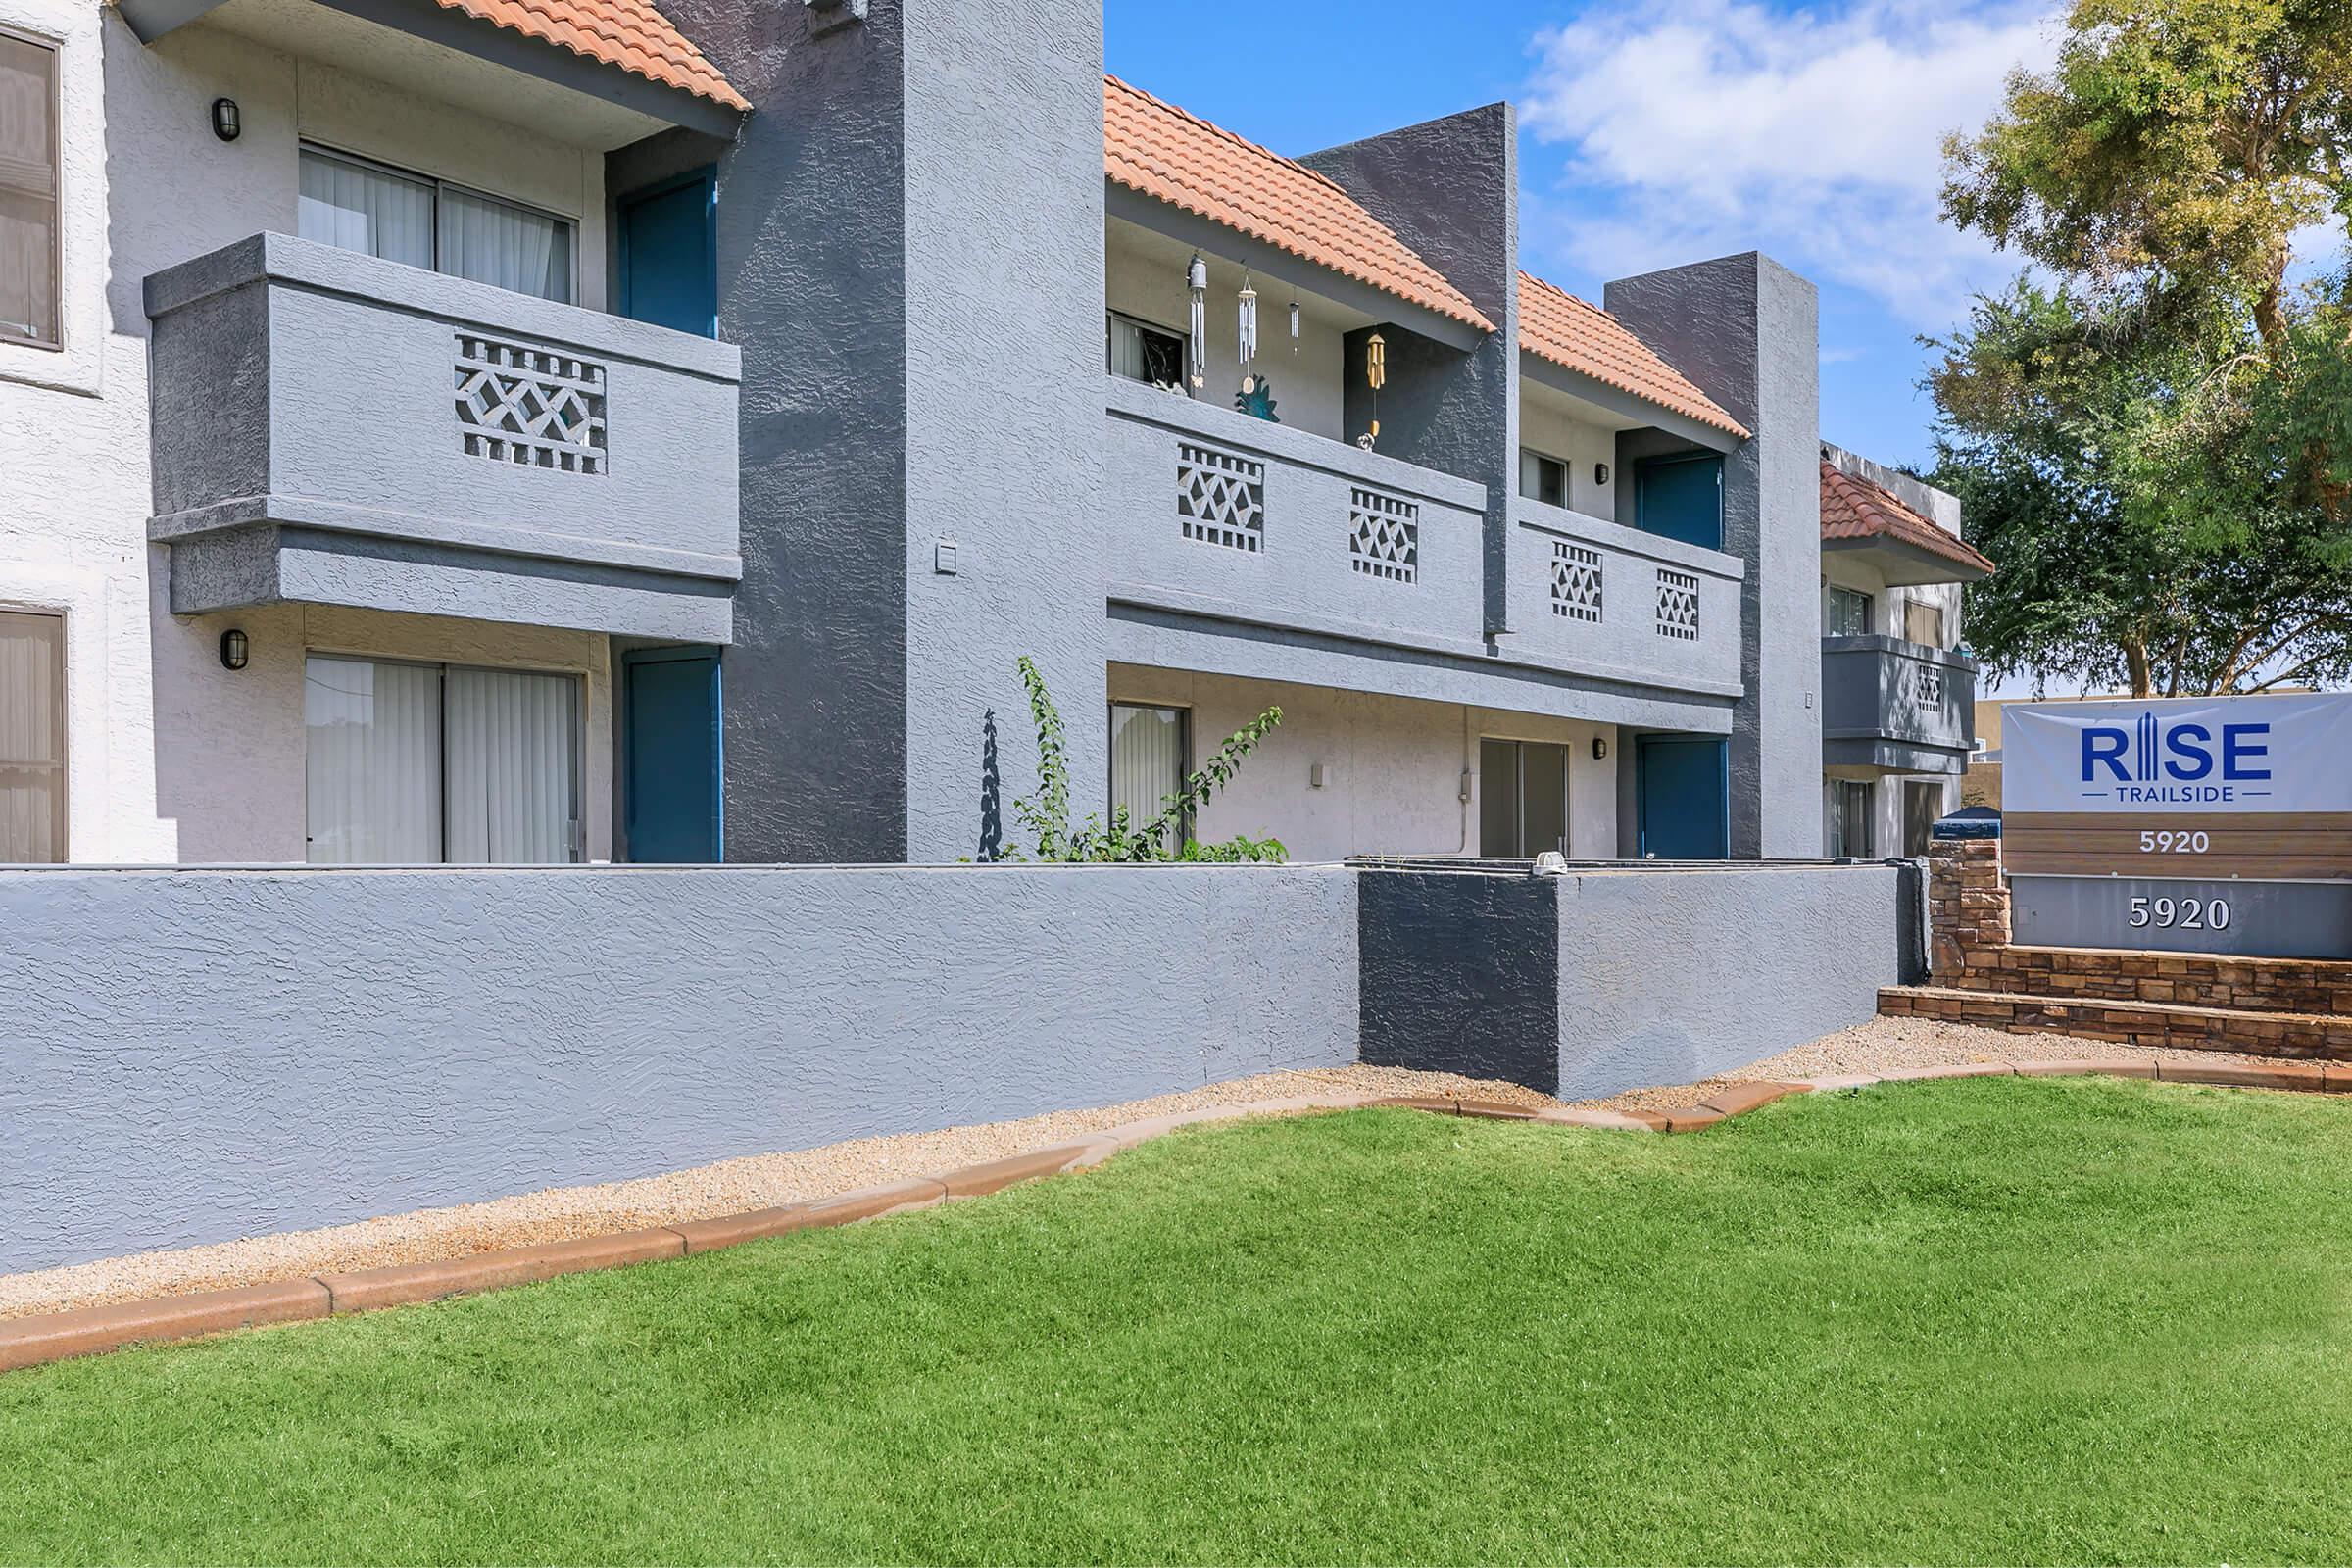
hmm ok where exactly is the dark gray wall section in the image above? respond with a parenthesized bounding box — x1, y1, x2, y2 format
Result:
(1303, 106, 1517, 639)
(1553, 865, 1896, 1098)
(1606, 253, 1823, 858)
(1358, 870, 1559, 1094)
(652, 0, 913, 862)
(0, 865, 1358, 1274)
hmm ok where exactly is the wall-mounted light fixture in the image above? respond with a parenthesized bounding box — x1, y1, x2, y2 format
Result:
(1592, 736, 1609, 761)
(1458, 768, 1474, 804)
(219, 628, 249, 670)
(1594, 462, 1611, 487)
(210, 98, 241, 142)
(1308, 762, 1327, 790)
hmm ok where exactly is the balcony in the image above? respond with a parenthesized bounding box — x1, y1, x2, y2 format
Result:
(1504, 499, 1743, 701)
(1821, 635, 1979, 771)
(144, 235, 741, 643)
(1102, 376, 1489, 662)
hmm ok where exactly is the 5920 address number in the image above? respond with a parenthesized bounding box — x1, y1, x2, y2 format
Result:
(2129, 896, 2231, 932)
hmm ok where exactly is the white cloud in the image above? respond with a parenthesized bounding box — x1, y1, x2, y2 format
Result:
(1520, 0, 2061, 328)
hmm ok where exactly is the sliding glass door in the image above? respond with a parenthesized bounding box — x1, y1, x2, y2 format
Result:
(305, 655, 580, 865)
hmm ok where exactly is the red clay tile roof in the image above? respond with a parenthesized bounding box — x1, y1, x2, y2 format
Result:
(1104, 76, 1493, 333)
(1821, 460, 1994, 575)
(437, 0, 748, 113)
(1517, 272, 1749, 439)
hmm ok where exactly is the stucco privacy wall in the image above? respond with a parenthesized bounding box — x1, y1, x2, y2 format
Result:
(0, 865, 1358, 1274)
(1359, 863, 1900, 1098)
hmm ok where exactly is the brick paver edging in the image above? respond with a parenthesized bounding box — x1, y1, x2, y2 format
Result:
(6, 1062, 2346, 1375)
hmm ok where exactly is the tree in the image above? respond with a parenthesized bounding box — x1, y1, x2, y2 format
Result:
(1932, 0, 2352, 695)
(1930, 282, 2352, 697)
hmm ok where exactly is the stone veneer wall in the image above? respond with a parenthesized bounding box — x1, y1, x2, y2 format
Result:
(1924, 839, 2352, 1013)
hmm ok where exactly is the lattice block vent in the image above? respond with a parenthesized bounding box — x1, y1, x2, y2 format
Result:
(455, 334, 609, 474)
(1655, 567, 1701, 640)
(1913, 659, 1945, 709)
(1176, 441, 1265, 551)
(1348, 488, 1419, 583)
(1551, 541, 1602, 620)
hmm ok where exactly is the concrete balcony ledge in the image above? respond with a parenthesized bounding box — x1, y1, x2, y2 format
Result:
(144, 233, 742, 643)
(1821, 634, 1979, 769)
(1511, 496, 1745, 584)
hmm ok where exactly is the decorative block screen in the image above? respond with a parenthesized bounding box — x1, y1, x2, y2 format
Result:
(1550, 542, 1602, 621)
(454, 334, 608, 474)
(1654, 567, 1701, 640)
(1348, 488, 1418, 583)
(1176, 441, 1265, 551)
(1912, 658, 1945, 710)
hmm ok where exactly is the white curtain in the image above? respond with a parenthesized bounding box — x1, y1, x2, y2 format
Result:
(305, 657, 441, 864)
(439, 186, 572, 304)
(1110, 705, 1185, 848)
(0, 612, 62, 862)
(297, 150, 433, 271)
(0, 35, 57, 343)
(444, 668, 577, 864)
(1108, 317, 1147, 380)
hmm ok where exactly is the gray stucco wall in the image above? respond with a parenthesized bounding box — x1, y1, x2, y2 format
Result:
(1351, 863, 1899, 1100)
(1605, 253, 1824, 858)
(0, 864, 1357, 1275)
(1552, 864, 1897, 1098)
(1302, 105, 1518, 641)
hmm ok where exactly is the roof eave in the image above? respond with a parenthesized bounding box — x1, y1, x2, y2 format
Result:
(1821, 533, 1993, 586)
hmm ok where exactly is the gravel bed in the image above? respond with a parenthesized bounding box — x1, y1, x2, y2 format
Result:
(1586, 1014, 2310, 1115)
(0, 1064, 1560, 1323)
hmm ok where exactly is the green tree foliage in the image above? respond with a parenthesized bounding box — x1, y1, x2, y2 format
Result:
(1932, 0, 2352, 696)
(1006, 657, 1287, 863)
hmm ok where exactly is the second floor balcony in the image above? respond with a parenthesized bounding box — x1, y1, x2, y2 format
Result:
(1821, 634, 1979, 771)
(145, 234, 742, 643)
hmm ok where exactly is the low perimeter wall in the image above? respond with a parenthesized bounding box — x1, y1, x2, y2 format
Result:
(2, 859, 1905, 1275)
(0, 866, 1356, 1275)
(1358, 863, 1904, 1100)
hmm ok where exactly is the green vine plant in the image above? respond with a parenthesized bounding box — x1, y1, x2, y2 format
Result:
(1007, 656, 1287, 864)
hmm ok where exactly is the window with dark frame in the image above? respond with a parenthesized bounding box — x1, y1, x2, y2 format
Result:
(0, 28, 61, 350)
(1829, 779, 1873, 858)
(1904, 597, 1948, 650)
(1826, 585, 1872, 636)
(1107, 312, 1186, 390)
(1518, 449, 1567, 508)
(1479, 737, 1571, 858)
(296, 144, 577, 305)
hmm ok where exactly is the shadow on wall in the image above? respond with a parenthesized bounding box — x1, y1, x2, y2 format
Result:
(979, 709, 1003, 862)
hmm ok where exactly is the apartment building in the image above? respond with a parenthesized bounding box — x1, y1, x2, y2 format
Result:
(0, 0, 1985, 867)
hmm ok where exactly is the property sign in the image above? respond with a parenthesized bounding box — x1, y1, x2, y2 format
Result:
(2004, 694, 2352, 883)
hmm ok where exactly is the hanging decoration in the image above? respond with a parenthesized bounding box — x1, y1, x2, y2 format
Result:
(1186, 253, 1209, 392)
(1359, 329, 1388, 450)
(1237, 270, 1260, 395)
(1289, 298, 1301, 349)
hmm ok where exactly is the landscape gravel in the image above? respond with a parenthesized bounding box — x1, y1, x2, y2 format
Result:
(3, 1017, 2315, 1322)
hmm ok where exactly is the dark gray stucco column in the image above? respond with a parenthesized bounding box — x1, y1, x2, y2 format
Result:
(635, 0, 1105, 864)
(1605, 253, 1822, 858)
(1300, 106, 1517, 640)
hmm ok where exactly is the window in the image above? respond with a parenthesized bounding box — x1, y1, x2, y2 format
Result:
(1904, 597, 1948, 649)
(1826, 585, 1872, 636)
(1109, 703, 1187, 852)
(1479, 738, 1570, 858)
(305, 655, 581, 864)
(298, 147, 574, 304)
(1903, 781, 1942, 858)
(0, 29, 60, 349)
(1519, 449, 1567, 508)
(1828, 779, 1873, 858)
(0, 609, 65, 860)
(1107, 312, 1186, 389)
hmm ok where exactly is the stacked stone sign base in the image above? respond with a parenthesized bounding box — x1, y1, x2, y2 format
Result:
(1882, 837, 2352, 1059)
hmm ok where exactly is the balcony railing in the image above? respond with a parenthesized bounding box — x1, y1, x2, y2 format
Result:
(1505, 499, 1743, 699)
(1102, 376, 1489, 662)
(1821, 634, 1979, 770)
(144, 234, 742, 643)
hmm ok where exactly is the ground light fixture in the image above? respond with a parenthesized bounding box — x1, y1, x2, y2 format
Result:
(218, 628, 248, 670)
(211, 98, 240, 141)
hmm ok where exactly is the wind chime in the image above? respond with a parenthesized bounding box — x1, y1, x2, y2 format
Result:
(1235, 270, 1278, 421)
(1359, 330, 1387, 450)
(1186, 252, 1209, 392)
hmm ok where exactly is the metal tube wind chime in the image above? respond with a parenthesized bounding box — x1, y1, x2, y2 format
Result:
(1186, 253, 1208, 391)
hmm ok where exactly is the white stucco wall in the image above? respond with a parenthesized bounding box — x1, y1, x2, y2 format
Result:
(0, 3, 616, 862)
(1105, 220, 1350, 444)
(1106, 665, 1619, 862)
(1518, 391, 1619, 519)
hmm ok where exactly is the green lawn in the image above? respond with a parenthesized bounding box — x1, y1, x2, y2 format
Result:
(5, 1079, 2352, 1565)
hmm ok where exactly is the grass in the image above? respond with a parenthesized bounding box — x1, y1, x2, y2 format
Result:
(5, 1079, 2352, 1565)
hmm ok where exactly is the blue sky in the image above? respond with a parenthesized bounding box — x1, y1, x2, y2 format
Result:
(1106, 0, 2059, 473)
